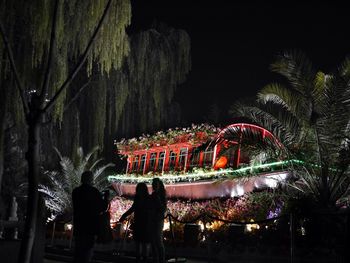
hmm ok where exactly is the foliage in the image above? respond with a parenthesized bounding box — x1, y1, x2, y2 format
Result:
(1, 3, 192, 260)
(116, 123, 219, 151)
(231, 50, 350, 209)
(39, 146, 114, 219)
(286, 165, 350, 211)
(109, 192, 283, 223)
(1, 0, 192, 177)
(212, 123, 288, 170)
(1, 0, 131, 122)
(107, 24, 191, 138)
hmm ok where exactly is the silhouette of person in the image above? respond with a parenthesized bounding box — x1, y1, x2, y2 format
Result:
(72, 170, 104, 263)
(120, 182, 151, 263)
(97, 190, 113, 244)
(149, 178, 167, 263)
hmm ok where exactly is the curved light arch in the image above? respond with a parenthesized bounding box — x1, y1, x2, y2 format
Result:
(215, 123, 285, 149)
(212, 123, 287, 168)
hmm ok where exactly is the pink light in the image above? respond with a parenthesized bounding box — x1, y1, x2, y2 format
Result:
(217, 123, 284, 150)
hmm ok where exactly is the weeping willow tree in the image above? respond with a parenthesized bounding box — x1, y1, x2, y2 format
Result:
(0, 0, 131, 262)
(107, 23, 191, 139)
(50, 23, 191, 162)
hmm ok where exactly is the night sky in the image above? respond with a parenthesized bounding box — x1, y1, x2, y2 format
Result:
(129, 0, 350, 125)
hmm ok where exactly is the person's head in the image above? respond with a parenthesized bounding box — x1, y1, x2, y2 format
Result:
(81, 170, 94, 185)
(152, 178, 165, 194)
(135, 182, 149, 198)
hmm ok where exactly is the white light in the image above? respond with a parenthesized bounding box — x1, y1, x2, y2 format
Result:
(264, 178, 278, 188)
(245, 223, 259, 232)
(64, 223, 73, 231)
(230, 185, 245, 197)
(264, 172, 288, 188)
(163, 221, 170, 231)
(230, 189, 236, 197)
(198, 221, 205, 232)
(236, 185, 245, 196)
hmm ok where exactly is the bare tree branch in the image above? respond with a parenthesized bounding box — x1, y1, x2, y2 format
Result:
(0, 21, 29, 115)
(43, 0, 113, 113)
(40, 0, 60, 109)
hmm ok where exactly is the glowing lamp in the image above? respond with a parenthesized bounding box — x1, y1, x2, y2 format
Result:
(214, 156, 227, 169)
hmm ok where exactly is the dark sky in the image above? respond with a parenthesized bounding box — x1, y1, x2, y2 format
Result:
(129, 0, 350, 125)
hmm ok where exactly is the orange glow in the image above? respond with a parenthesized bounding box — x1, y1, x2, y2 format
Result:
(214, 156, 227, 169)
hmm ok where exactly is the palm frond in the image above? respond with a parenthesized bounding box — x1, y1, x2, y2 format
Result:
(270, 50, 316, 95)
(94, 163, 115, 190)
(90, 158, 104, 171)
(40, 146, 113, 218)
(338, 56, 350, 79)
(258, 82, 310, 121)
(312, 71, 331, 115)
(231, 101, 301, 147)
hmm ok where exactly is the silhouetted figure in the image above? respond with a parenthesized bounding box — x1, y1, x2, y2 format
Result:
(97, 190, 113, 244)
(120, 182, 151, 263)
(149, 178, 167, 263)
(72, 171, 104, 263)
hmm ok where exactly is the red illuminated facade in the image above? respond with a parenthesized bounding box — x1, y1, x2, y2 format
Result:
(119, 132, 216, 174)
(117, 123, 283, 175)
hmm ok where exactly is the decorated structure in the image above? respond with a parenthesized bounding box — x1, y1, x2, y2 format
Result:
(109, 123, 292, 199)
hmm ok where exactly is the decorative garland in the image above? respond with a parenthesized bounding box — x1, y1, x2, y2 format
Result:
(115, 123, 220, 151)
(108, 159, 303, 184)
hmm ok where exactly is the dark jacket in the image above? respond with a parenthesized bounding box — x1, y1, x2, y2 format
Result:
(149, 192, 167, 223)
(72, 184, 104, 236)
(121, 195, 151, 242)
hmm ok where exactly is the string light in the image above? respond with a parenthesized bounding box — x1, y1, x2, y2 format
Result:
(108, 159, 303, 184)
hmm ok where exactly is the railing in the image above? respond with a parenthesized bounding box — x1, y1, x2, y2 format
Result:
(45, 210, 349, 263)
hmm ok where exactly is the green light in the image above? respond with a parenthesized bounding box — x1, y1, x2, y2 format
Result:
(108, 159, 303, 184)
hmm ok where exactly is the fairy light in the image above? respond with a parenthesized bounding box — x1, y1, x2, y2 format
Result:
(163, 221, 170, 231)
(108, 159, 303, 184)
(64, 223, 73, 231)
(198, 221, 205, 232)
(246, 223, 260, 232)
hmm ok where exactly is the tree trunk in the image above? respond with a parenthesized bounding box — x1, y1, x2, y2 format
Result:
(18, 119, 41, 263)
(0, 115, 4, 196)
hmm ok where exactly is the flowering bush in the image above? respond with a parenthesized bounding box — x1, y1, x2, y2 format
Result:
(115, 123, 220, 151)
(229, 192, 283, 221)
(109, 196, 133, 222)
(109, 192, 283, 224)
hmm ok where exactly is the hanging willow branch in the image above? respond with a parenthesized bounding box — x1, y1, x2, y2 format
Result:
(39, 0, 59, 108)
(64, 81, 93, 112)
(43, 0, 113, 113)
(114, 24, 191, 134)
(0, 21, 29, 114)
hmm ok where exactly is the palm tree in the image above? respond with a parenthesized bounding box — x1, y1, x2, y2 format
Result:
(230, 50, 350, 209)
(39, 146, 114, 220)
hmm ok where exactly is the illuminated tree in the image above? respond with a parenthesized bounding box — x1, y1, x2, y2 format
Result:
(0, 0, 131, 262)
(0, 1, 192, 261)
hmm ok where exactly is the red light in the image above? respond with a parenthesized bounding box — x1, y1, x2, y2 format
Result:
(214, 156, 228, 169)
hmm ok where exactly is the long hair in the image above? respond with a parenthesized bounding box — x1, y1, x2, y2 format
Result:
(135, 182, 149, 204)
(152, 178, 166, 204)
